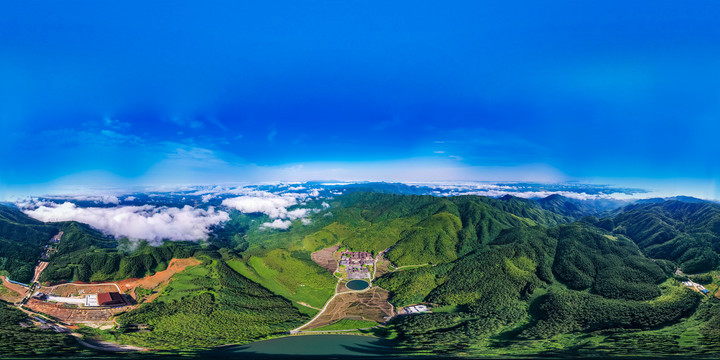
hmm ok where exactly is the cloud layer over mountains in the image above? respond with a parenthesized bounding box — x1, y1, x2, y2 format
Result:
(220, 190, 320, 229)
(19, 187, 324, 243)
(22, 202, 230, 244)
(15, 181, 657, 244)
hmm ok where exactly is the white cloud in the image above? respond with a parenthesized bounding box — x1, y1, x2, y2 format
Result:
(287, 208, 321, 220)
(221, 193, 298, 218)
(124, 196, 137, 201)
(201, 194, 215, 203)
(321, 202, 330, 209)
(45, 194, 120, 204)
(22, 202, 229, 244)
(220, 190, 321, 229)
(261, 219, 292, 230)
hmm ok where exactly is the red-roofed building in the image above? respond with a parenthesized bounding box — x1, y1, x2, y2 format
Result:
(97, 292, 124, 306)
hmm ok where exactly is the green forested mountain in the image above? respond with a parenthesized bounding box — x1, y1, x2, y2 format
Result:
(4, 194, 720, 357)
(115, 253, 306, 349)
(536, 194, 628, 220)
(39, 240, 201, 283)
(375, 222, 702, 353)
(0, 204, 202, 284)
(215, 193, 720, 357)
(0, 205, 57, 282)
(328, 193, 569, 264)
(537, 194, 599, 220)
(222, 192, 572, 309)
(611, 200, 720, 273)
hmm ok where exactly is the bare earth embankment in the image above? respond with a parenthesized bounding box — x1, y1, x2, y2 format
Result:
(311, 245, 340, 273)
(303, 287, 394, 329)
(0, 276, 27, 302)
(116, 257, 202, 302)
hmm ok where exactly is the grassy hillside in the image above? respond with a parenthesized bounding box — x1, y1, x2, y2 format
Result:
(227, 249, 336, 310)
(114, 253, 307, 349)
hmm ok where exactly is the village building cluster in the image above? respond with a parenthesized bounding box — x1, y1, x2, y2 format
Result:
(41, 231, 63, 260)
(339, 250, 373, 280)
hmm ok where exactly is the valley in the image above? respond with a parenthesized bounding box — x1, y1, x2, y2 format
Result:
(2, 191, 720, 358)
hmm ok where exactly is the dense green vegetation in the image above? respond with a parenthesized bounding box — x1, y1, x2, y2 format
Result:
(215, 193, 572, 313)
(0, 205, 57, 283)
(114, 254, 307, 349)
(4, 193, 720, 358)
(550, 225, 667, 300)
(378, 221, 704, 354)
(612, 201, 720, 274)
(227, 250, 335, 310)
(0, 303, 85, 357)
(525, 282, 700, 338)
(40, 240, 201, 283)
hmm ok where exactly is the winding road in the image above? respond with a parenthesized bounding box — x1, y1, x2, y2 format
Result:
(291, 249, 398, 333)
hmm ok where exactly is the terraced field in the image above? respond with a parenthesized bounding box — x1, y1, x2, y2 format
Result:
(303, 287, 394, 329)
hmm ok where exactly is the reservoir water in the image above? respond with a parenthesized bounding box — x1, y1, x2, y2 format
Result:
(346, 279, 370, 290)
(216, 334, 397, 358)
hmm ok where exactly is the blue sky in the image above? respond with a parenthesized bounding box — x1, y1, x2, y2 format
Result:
(1, 1, 718, 198)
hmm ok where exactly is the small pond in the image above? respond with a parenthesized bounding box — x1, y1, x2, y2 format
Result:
(346, 280, 370, 290)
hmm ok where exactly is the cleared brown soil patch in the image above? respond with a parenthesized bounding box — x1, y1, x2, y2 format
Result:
(25, 298, 131, 323)
(116, 258, 201, 301)
(374, 256, 392, 279)
(304, 287, 395, 329)
(32, 261, 49, 283)
(311, 245, 339, 273)
(336, 281, 350, 293)
(0, 276, 26, 302)
(38, 284, 120, 297)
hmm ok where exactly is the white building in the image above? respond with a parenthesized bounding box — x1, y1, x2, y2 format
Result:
(46, 296, 85, 305)
(403, 305, 429, 314)
(84, 294, 99, 307)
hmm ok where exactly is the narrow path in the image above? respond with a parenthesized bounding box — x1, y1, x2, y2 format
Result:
(291, 291, 340, 333)
(391, 263, 429, 271)
(296, 301, 321, 311)
(292, 248, 395, 333)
